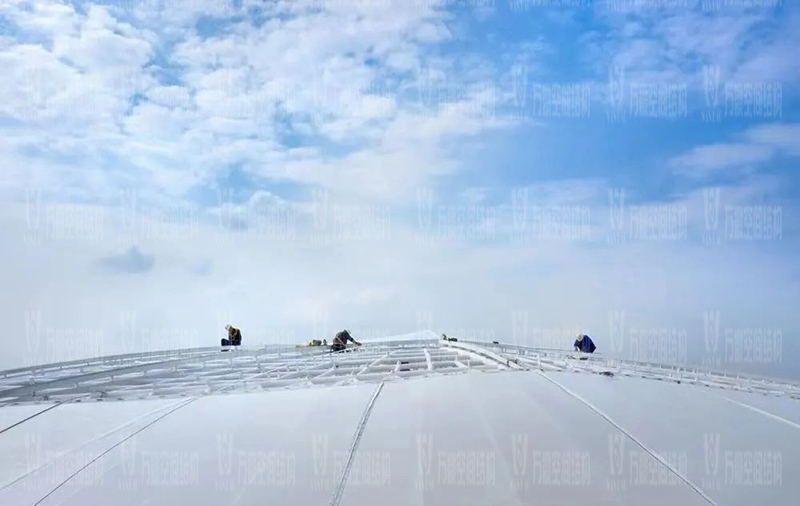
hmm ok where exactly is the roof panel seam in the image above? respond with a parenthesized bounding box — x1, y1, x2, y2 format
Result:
(329, 381, 385, 506)
(537, 371, 718, 506)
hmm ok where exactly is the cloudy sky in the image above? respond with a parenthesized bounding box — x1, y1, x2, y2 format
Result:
(0, 0, 798, 378)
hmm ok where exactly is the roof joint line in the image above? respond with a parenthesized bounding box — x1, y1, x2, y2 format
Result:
(537, 370, 717, 506)
(329, 381, 385, 506)
(715, 393, 800, 430)
(32, 396, 199, 506)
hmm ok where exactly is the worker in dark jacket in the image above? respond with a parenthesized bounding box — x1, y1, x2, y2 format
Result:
(331, 330, 360, 352)
(222, 324, 242, 346)
(574, 334, 596, 353)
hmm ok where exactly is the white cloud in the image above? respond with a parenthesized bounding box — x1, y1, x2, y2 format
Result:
(52, 6, 154, 70)
(0, 0, 512, 203)
(745, 123, 800, 156)
(2, 1, 798, 381)
(670, 143, 774, 177)
(586, 7, 799, 94)
(670, 123, 800, 178)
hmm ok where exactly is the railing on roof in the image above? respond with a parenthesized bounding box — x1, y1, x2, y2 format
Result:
(0, 339, 503, 405)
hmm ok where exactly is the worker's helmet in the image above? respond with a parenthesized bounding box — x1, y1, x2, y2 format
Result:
(225, 324, 232, 331)
(576, 333, 584, 341)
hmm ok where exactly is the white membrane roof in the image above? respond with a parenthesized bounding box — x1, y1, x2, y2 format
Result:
(0, 335, 797, 505)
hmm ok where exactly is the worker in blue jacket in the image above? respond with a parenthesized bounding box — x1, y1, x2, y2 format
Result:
(574, 334, 596, 353)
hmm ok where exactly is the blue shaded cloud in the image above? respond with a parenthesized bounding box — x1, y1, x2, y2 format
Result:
(98, 247, 155, 274)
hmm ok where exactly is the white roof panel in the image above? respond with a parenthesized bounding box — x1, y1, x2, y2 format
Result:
(29, 385, 376, 506)
(0, 404, 57, 435)
(553, 371, 800, 506)
(340, 371, 710, 506)
(0, 340, 797, 505)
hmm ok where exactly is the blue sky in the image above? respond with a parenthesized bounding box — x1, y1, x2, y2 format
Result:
(0, 0, 798, 377)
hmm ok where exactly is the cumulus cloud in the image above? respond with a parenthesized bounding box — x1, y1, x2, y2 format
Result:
(0, 0, 513, 204)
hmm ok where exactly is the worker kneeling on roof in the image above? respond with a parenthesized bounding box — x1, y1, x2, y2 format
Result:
(574, 333, 596, 353)
(222, 324, 242, 346)
(331, 330, 360, 352)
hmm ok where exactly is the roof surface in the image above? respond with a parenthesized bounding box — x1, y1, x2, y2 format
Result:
(1, 333, 798, 505)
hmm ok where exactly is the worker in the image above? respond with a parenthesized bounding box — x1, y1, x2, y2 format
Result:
(331, 330, 360, 352)
(222, 324, 242, 346)
(574, 334, 596, 353)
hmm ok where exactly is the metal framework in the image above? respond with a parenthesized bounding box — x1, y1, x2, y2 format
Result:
(1, 338, 797, 406)
(0, 340, 506, 405)
(463, 340, 800, 399)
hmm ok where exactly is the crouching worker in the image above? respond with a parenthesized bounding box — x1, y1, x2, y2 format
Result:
(222, 324, 242, 346)
(331, 330, 360, 352)
(574, 333, 596, 353)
